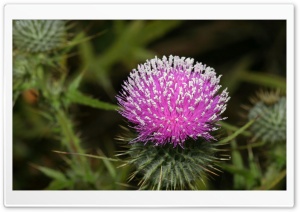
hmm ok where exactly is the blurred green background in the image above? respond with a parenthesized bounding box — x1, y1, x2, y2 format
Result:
(13, 20, 286, 190)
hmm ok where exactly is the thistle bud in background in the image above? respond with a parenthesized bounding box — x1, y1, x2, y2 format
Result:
(13, 20, 66, 53)
(248, 90, 286, 143)
(117, 55, 230, 190)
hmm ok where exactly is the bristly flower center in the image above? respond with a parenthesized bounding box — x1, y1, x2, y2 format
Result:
(117, 55, 230, 147)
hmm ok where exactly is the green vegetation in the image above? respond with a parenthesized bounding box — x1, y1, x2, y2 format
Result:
(13, 20, 286, 190)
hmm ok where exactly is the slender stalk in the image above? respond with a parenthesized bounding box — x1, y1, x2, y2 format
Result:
(219, 121, 252, 137)
(55, 108, 93, 181)
(219, 119, 256, 144)
(256, 169, 286, 190)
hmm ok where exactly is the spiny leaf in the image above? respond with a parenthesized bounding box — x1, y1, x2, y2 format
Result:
(67, 90, 119, 111)
(68, 72, 85, 92)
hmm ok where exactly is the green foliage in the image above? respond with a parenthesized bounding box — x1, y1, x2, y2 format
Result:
(67, 90, 119, 111)
(220, 92, 286, 190)
(77, 20, 182, 96)
(222, 57, 286, 94)
(13, 20, 126, 190)
(124, 140, 222, 190)
(248, 97, 286, 143)
(12, 20, 287, 191)
(13, 20, 66, 52)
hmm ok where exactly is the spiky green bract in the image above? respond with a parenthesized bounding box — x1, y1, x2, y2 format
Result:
(13, 55, 37, 86)
(125, 139, 222, 190)
(248, 97, 286, 143)
(13, 20, 66, 52)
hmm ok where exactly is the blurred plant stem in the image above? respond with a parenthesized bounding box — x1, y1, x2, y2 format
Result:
(55, 108, 94, 184)
(219, 121, 252, 137)
(256, 169, 286, 190)
(219, 119, 255, 144)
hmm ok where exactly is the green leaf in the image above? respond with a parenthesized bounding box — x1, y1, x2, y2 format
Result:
(95, 149, 117, 180)
(219, 119, 256, 144)
(77, 34, 96, 69)
(68, 71, 85, 92)
(67, 90, 119, 111)
(221, 163, 255, 180)
(46, 179, 73, 190)
(34, 165, 67, 182)
(247, 147, 261, 189)
(132, 47, 156, 61)
(231, 140, 246, 189)
(222, 57, 253, 94)
(96, 21, 144, 70)
(13, 91, 20, 106)
(139, 20, 182, 45)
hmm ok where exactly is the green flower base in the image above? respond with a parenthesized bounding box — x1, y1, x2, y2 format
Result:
(125, 139, 222, 190)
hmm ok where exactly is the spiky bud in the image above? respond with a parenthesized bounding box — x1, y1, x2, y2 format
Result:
(248, 90, 286, 143)
(13, 20, 66, 52)
(123, 137, 223, 190)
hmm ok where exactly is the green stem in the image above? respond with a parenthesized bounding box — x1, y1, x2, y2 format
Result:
(256, 169, 286, 190)
(231, 141, 266, 150)
(53, 150, 119, 162)
(55, 109, 83, 154)
(55, 109, 93, 181)
(219, 121, 252, 137)
(219, 119, 256, 144)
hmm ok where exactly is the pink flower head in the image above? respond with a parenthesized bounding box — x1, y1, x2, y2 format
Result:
(117, 55, 230, 147)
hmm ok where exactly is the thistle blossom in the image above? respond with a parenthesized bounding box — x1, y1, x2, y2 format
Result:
(117, 55, 230, 147)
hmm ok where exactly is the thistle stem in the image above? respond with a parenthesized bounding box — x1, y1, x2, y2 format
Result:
(55, 108, 93, 181)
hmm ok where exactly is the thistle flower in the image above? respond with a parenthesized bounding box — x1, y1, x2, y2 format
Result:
(117, 55, 230, 147)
